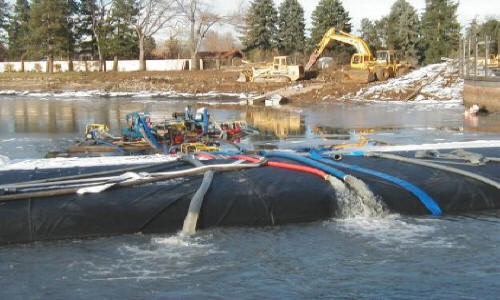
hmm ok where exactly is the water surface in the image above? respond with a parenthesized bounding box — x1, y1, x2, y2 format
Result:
(0, 96, 499, 299)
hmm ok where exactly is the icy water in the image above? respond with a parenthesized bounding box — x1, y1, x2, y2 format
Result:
(0, 95, 499, 299)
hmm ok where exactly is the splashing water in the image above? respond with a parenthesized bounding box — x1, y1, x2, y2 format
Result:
(80, 233, 222, 282)
(330, 175, 388, 219)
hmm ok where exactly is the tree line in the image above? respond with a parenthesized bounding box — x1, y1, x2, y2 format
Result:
(241, 0, 500, 65)
(0, 0, 498, 69)
(0, 0, 228, 71)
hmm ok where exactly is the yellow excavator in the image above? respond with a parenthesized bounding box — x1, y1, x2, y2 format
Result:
(306, 28, 412, 83)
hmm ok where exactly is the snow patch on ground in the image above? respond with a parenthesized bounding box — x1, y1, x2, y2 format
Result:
(0, 154, 179, 171)
(346, 62, 464, 102)
(0, 90, 253, 100)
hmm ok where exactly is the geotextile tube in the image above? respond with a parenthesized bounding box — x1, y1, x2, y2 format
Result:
(0, 149, 499, 245)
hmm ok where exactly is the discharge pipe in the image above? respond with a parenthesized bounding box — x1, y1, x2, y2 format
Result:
(309, 150, 442, 216)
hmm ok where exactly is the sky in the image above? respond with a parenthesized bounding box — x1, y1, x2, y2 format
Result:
(212, 0, 500, 35)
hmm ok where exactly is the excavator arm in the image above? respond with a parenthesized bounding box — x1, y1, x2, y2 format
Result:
(305, 28, 374, 71)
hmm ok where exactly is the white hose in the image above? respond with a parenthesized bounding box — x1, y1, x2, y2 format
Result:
(370, 152, 500, 190)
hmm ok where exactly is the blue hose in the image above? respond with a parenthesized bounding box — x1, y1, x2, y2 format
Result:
(309, 150, 442, 216)
(139, 118, 159, 149)
(91, 131, 125, 153)
(261, 151, 347, 179)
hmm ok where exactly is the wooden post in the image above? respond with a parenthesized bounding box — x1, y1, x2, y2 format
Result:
(463, 37, 467, 77)
(485, 35, 490, 79)
(215, 58, 220, 70)
(84, 60, 88, 72)
(48, 55, 54, 74)
(20, 60, 25, 73)
(68, 59, 74, 72)
(99, 59, 106, 72)
(467, 36, 471, 78)
(474, 37, 478, 78)
(459, 38, 463, 77)
(113, 56, 118, 72)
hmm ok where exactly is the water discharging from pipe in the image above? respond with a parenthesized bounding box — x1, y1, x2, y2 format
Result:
(336, 175, 388, 219)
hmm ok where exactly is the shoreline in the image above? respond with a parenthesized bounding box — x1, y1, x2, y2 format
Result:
(0, 63, 464, 105)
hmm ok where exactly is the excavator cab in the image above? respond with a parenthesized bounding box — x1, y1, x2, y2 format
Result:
(351, 54, 373, 70)
(375, 50, 396, 65)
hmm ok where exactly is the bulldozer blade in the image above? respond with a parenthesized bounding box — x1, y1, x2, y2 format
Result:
(345, 70, 376, 83)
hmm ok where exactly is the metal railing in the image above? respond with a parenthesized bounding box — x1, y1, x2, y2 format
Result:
(459, 35, 500, 82)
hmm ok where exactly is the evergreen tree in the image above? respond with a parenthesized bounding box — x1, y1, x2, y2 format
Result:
(375, 17, 389, 48)
(360, 18, 382, 54)
(309, 0, 351, 60)
(480, 18, 500, 54)
(386, 0, 420, 63)
(66, 0, 80, 59)
(0, 0, 8, 30)
(7, 0, 30, 60)
(277, 0, 305, 55)
(0, 0, 7, 61)
(421, 0, 460, 64)
(103, 0, 138, 59)
(466, 18, 481, 38)
(77, 0, 98, 59)
(28, 0, 71, 59)
(241, 0, 278, 53)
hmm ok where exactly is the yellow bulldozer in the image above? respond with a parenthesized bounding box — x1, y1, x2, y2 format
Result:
(238, 56, 305, 83)
(305, 28, 413, 83)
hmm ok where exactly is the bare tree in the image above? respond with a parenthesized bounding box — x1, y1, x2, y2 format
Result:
(86, 0, 112, 71)
(135, 0, 178, 71)
(175, 0, 226, 70)
(203, 31, 236, 52)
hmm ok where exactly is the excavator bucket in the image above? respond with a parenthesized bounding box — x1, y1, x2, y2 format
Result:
(345, 69, 376, 83)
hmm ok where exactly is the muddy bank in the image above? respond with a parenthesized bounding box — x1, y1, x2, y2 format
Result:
(0, 68, 365, 103)
(0, 63, 463, 105)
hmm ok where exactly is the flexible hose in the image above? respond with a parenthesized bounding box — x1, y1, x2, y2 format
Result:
(309, 150, 442, 216)
(261, 151, 347, 180)
(487, 157, 500, 163)
(231, 155, 329, 179)
(369, 152, 500, 190)
(92, 131, 125, 153)
(181, 157, 216, 235)
(0, 159, 267, 202)
(0, 158, 182, 191)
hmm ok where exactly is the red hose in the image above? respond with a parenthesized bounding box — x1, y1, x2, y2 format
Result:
(196, 153, 216, 160)
(230, 155, 327, 179)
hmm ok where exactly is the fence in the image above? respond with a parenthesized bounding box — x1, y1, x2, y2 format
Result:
(0, 59, 194, 73)
(0, 57, 247, 73)
(459, 35, 500, 82)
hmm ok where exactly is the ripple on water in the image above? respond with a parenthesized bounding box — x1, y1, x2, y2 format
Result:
(81, 233, 224, 282)
(327, 214, 463, 250)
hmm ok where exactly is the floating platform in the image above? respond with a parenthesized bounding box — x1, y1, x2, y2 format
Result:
(0, 146, 499, 246)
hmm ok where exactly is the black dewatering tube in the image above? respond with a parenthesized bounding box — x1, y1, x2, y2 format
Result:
(0, 159, 267, 202)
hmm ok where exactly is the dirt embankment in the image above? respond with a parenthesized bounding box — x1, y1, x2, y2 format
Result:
(0, 69, 286, 94)
(0, 67, 365, 104)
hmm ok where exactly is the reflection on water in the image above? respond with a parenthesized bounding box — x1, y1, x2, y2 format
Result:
(0, 98, 308, 140)
(0, 96, 500, 159)
(244, 107, 304, 138)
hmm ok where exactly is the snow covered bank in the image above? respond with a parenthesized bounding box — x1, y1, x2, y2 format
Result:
(0, 89, 253, 100)
(347, 62, 463, 102)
